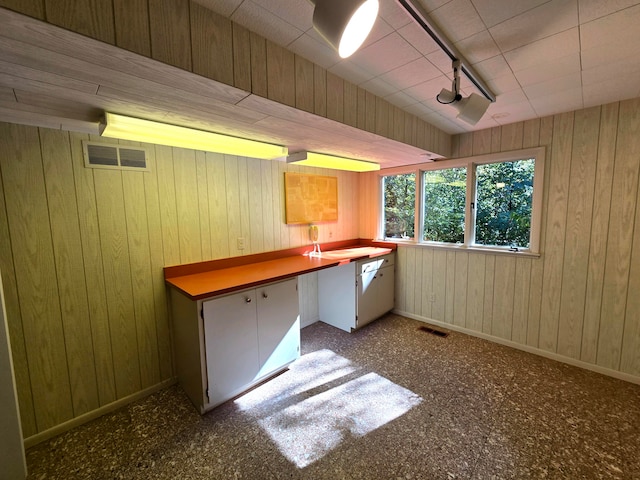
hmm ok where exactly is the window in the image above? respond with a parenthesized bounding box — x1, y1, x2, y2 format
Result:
(380, 147, 545, 254)
(382, 173, 415, 239)
(423, 168, 466, 243)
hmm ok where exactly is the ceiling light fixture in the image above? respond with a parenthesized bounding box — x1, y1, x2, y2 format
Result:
(287, 151, 380, 172)
(311, 0, 379, 58)
(100, 113, 288, 159)
(396, 0, 496, 124)
(437, 60, 491, 125)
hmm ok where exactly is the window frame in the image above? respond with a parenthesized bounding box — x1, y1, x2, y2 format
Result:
(378, 147, 546, 255)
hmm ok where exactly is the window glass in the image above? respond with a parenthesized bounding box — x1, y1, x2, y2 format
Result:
(423, 168, 466, 243)
(475, 159, 534, 248)
(383, 173, 415, 239)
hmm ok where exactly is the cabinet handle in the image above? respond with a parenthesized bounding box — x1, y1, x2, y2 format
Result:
(262, 292, 268, 299)
(245, 297, 252, 303)
(379, 273, 384, 277)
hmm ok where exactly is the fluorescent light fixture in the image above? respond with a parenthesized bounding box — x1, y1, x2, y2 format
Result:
(287, 151, 380, 172)
(311, 0, 379, 58)
(100, 112, 288, 160)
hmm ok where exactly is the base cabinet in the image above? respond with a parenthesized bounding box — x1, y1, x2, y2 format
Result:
(319, 253, 395, 332)
(171, 278, 300, 413)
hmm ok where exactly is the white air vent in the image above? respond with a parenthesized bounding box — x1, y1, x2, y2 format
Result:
(83, 141, 149, 171)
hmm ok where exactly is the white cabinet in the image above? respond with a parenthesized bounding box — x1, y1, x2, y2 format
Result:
(170, 278, 299, 413)
(319, 253, 395, 332)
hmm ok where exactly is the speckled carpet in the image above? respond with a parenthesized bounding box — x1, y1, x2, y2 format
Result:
(26, 314, 640, 479)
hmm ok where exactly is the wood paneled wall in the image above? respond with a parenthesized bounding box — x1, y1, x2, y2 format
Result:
(360, 98, 640, 382)
(0, 123, 356, 439)
(0, 0, 450, 156)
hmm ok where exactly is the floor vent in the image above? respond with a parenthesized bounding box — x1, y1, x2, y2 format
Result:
(418, 326, 449, 337)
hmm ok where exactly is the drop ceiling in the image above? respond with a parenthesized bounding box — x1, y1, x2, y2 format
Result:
(197, 0, 640, 134)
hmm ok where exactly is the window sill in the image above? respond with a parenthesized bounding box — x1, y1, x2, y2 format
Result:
(379, 239, 541, 258)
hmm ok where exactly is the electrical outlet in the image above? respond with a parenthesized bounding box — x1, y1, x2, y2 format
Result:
(329, 231, 333, 238)
(237, 237, 245, 250)
(430, 292, 436, 303)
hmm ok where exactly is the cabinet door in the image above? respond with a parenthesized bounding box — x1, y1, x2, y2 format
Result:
(203, 290, 259, 406)
(375, 264, 395, 318)
(357, 268, 378, 328)
(256, 278, 300, 378)
(318, 262, 357, 332)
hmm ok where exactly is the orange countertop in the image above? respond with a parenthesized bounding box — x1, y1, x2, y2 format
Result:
(165, 244, 394, 300)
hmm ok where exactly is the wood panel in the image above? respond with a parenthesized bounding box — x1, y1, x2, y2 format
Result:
(581, 103, 618, 364)
(173, 148, 202, 264)
(295, 55, 314, 114)
(113, 0, 151, 56)
(343, 80, 357, 128)
(420, 247, 433, 319)
(444, 251, 455, 324)
(195, 151, 212, 260)
(326, 72, 344, 123)
(141, 146, 172, 380)
(0, 123, 73, 431)
(148, 0, 192, 71)
(453, 251, 468, 328)
(356, 87, 366, 131)
(0, 127, 37, 437)
(512, 257, 532, 344)
(472, 129, 492, 156)
(492, 255, 516, 340)
(557, 106, 600, 359)
(482, 255, 495, 334)
(266, 41, 295, 107)
(224, 155, 243, 257)
(237, 157, 252, 252)
(155, 145, 180, 266)
(539, 112, 574, 352)
(122, 167, 160, 389)
(249, 32, 267, 97)
(314, 65, 327, 117)
(597, 98, 640, 370)
(93, 168, 141, 398)
(466, 253, 485, 332)
(206, 152, 230, 259)
(412, 248, 423, 314)
(247, 158, 264, 253)
(375, 97, 389, 138)
(69, 133, 116, 405)
(232, 24, 251, 92)
(261, 159, 275, 252)
(190, 2, 234, 86)
(365, 90, 376, 134)
(40, 129, 98, 416)
(404, 247, 416, 314)
(432, 249, 446, 321)
(44, 0, 115, 44)
(0, 0, 45, 18)
(500, 122, 524, 151)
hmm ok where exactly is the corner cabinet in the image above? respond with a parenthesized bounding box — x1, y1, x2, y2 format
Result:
(170, 278, 300, 413)
(318, 253, 395, 332)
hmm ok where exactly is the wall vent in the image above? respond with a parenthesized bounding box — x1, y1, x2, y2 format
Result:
(83, 141, 149, 171)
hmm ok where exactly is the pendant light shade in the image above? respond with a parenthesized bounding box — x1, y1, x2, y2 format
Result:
(312, 0, 379, 58)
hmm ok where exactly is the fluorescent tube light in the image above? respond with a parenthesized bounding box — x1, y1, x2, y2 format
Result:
(100, 113, 288, 160)
(287, 151, 380, 172)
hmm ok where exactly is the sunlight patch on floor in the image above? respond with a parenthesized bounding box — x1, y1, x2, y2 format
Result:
(234, 349, 422, 468)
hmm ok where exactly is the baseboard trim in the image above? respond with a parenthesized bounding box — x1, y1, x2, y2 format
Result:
(24, 378, 177, 449)
(394, 310, 640, 386)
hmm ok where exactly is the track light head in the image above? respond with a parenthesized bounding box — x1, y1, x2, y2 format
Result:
(454, 93, 491, 125)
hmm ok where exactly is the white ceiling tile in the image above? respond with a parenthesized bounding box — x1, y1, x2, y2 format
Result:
(580, 39, 635, 70)
(360, 77, 399, 98)
(490, 0, 579, 53)
(349, 32, 422, 76)
(529, 88, 584, 116)
(231, 0, 304, 47)
(578, 0, 640, 24)
(418, 0, 455, 13)
(385, 90, 421, 108)
(471, 0, 551, 28)
(503, 28, 580, 72)
(429, 0, 487, 42)
(404, 75, 451, 102)
(192, 0, 242, 17)
(523, 72, 582, 99)
(396, 21, 441, 55)
(328, 61, 372, 86)
(454, 30, 501, 64)
(493, 88, 528, 106)
(471, 55, 512, 80)
(359, 16, 395, 50)
(581, 57, 640, 86)
(379, 58, 441, 90)
(287, 33, 340, 69)
(380, 1, 413, 29)
(513, 52, 581, 87)
(582, 70, 640, 107)
(580, 3, 640, 50)
(250, 0, 313, 32)
(487, 72, 522, 95)
(426, 49, 454, 74)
